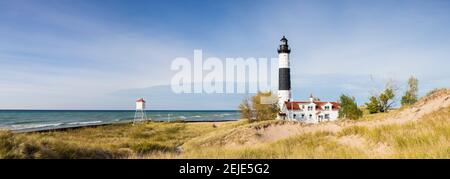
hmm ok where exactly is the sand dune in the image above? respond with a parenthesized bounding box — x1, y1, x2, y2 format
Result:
(187, 89, 450, 149)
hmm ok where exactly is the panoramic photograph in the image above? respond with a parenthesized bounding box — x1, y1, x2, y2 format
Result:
(1, 0, 450, 166)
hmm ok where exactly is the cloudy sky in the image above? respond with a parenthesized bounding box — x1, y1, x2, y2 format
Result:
(0, 0, 449, 110)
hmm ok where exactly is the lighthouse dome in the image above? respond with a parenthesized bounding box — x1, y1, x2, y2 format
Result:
(280, 36, 288, 44)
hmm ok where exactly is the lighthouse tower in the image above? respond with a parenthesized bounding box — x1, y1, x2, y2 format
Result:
(278, 36, 292, 109)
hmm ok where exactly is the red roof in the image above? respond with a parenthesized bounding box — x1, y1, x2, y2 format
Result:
(136, 98, 146, 102)
(285, 105, 298, 110)
(285, 101, 340, 111)
(284, 101, 303, 110)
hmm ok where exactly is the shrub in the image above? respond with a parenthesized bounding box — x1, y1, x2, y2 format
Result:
(366, 96, 380, 114)
(401, 76, 419, 106)
(239, 91, 279, 122)
(239, 97, 251, 120)
(338, 95, 363, 120)
(366, 82, 397, 113)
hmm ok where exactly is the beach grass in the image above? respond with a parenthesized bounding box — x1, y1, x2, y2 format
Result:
(178, 106, 450, 159)
(0, 120, 250, 159)
(1, 105, 450, 159)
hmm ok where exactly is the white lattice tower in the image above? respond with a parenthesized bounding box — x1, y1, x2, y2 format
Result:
(134, 98, 149, 124)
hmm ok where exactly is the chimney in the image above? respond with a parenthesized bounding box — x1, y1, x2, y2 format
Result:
(309, 94, 314, 103)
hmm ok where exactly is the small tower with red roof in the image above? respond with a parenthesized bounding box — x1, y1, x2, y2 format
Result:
(134, 98, 148, 124)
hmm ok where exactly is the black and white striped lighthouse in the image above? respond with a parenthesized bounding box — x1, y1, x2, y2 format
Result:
(278, 36, 291, 108)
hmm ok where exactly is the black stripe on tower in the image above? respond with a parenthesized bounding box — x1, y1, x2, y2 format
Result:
(279, 68, 291, 90)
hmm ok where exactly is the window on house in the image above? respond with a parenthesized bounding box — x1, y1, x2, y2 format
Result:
(301, 114, 305, 119)
(325, 114, 330, 119)
(308, 106, 313, 111)
(325, 106, 330, 111)
(309, 114, 313, 119)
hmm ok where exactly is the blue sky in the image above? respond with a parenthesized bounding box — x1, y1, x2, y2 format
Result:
(0, 0, 449, 110)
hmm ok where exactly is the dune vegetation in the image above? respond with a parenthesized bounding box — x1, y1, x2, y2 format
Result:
(182, 106, 450, 159)
(1, 89, 449, 159)
(0, 120, 250, 159)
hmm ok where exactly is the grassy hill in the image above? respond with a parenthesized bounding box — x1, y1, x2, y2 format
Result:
(1, 89, 449, 159)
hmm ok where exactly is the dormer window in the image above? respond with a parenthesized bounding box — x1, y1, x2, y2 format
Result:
(324, 106, 331, 111)
(308, 106, 313, 111)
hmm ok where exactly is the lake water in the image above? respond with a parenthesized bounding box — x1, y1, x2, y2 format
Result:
(0, 110, 240, 131)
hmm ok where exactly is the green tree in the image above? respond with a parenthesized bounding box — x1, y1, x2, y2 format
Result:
(252, 92, 279, 121)
(366, 82, 397, 113)
(401, 76, 419, 106)
(238, 91, 278, 122)
(379, 87, 395, 112)
(238, 97, 251, 120)
(338, 95, 363, 120)
(366, 96, 380, 114)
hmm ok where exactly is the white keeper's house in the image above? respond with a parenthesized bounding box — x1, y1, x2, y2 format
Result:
(282, 95, 340, 123)
(276, 36, 340, 123)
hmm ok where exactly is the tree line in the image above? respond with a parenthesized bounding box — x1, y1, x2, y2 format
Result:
(239, 76, 420, 121)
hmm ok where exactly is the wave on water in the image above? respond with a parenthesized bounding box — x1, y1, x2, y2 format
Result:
(67, 121, 102, 125)
(8, 123, 64, 130)
(114, 117, 134, 122)
(6, 121, 103, 131)
(0, 111, 240, 131)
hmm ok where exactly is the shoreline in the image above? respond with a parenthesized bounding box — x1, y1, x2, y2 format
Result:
(10, 119, 238, 133)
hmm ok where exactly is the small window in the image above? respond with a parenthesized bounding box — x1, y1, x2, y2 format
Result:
(325, 106, 330, 111)
(301, 114, 305, 119)
(308, 106, 313, 111)
(309, 114, 313, 119)
(325, 114, 330, 119)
